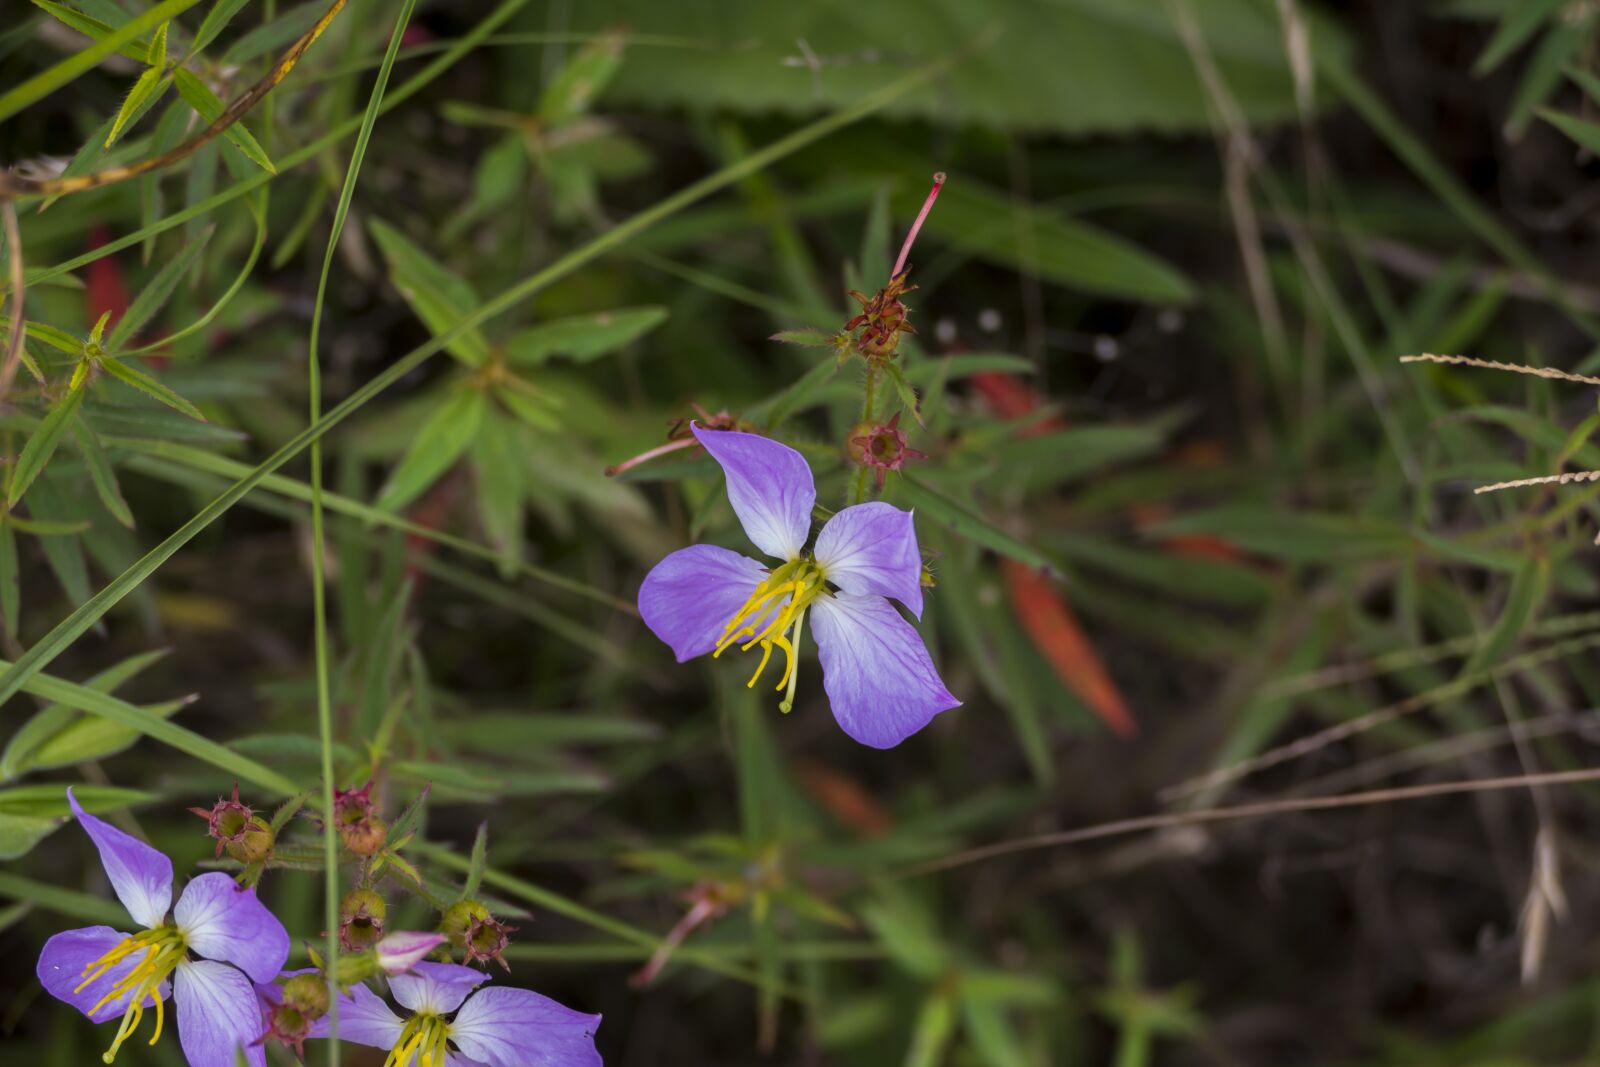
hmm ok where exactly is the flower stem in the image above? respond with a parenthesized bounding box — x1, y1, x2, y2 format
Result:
(848, 366, 882, 504)
(306, 4, 417, 1063)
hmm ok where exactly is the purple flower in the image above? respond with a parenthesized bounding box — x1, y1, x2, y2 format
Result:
(377, 930, 449, 975)
(311, 961, 601, 1067)
(36, 789, 290, 1067)
(639, 424, 960, 748)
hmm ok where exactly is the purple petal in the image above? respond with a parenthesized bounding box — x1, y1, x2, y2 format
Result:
(449, 986, 602, 1067)
(37, 925, 170, 1021)
(813, 502, 924, 617)
(639, 544, 768, 662)
(691, 425, 814, 560)
(309, 982, 405, 1046)
(376, 930, 448, 975)
(175, 959, 267, 1067)
(810, 592, 960, 748)
(391, 961, 487, 1015)
(69, 787, 171, 929)
(174, 872, 290, 984)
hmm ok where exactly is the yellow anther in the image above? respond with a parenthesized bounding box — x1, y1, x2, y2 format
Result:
(745, 640, 775, 688)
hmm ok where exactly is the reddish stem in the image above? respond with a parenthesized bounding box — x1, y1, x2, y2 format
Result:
(604, 437, 697, 477)
(892, 171, 946, 279)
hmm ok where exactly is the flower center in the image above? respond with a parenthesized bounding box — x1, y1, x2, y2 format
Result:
(714, 559, 829, 712)
(74, 925, 186, 1064)
(386, 1011, 453, 1067)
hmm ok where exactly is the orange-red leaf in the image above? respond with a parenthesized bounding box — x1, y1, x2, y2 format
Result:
(1002, 558, 1136, 738)
(792, 758, 893, 837)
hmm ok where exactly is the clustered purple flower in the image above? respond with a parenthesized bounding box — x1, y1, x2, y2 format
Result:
(37, 790, 602, 1067)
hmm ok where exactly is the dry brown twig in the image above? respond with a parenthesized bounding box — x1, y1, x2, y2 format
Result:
(0, 0, 350, 203)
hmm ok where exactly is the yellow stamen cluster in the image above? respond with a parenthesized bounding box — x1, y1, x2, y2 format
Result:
(714, 560, 827, 712)
(386, 1012, 453, 1067)
(74, 926, 186, 1064)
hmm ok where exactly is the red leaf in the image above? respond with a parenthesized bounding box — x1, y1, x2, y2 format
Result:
(791, 758, 893, 837)
(86, 226, 130, 334)
(970, 371, 1065, 435)
(1002, 558, 1136, 739)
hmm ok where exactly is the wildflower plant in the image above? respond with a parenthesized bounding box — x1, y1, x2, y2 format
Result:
(37, 791, 289, 1066)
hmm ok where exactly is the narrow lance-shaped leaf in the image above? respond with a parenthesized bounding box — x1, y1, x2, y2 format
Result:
(30, 1, 152, 63)
(375, 387, 488, 513)
(539, 30, 626, 125)
(502, 306, 668, 366)
(470, 412, 523, 575)
(0, 522, 17, 641)
(9, 385, 85, 508)
(107, 225, 214, 350)
(172, 68, 276, 174)
(368, 218, 492, 366)
(193, 0, 251, 52)
(99, 356, 205, 420)
(106, 66, 171, 149)
(72, 417, 135, 527)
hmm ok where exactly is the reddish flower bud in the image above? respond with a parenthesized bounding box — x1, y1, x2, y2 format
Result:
(188, 783, 264, 860)
(440, 899, 516, 971)
(847, 412, 927, 490)
(333, 781, 387, 857)
(339, 888, 387, 952)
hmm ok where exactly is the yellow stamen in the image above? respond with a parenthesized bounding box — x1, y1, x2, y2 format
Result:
(745, 641, 775, 688)
(713, 562, 826, 709)
(385, 1013, 452, 1067)
(72, 926, 185, 1063)
(147, 990, 164, 1045)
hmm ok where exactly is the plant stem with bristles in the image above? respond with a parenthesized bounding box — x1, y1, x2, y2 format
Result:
(1475, 470, 1600, 494)
(1400, 353, 1600, 387)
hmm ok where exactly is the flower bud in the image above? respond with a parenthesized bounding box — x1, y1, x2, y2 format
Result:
(375, 931, 447, 976)
(339, 887, 386, 952)
(188, 783, 260, 859)
(333, 781, 387, 857)
(846, 412, 926, 490)
(440, 899, 515, 971)
(261, 972, 329, 1059)
(224, 814, 274, 865)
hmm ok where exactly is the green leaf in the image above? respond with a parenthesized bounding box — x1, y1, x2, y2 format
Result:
(106, 66, 170, 148)
(173, 69, 276, 173)
(9, 384, 85, 508)
(73, 417, 134, 527)
(906, 992, 958, 1067)
(1538, 107, 1600, 155)
(0, 783, 152, 818)
(193, 0, 250, 52)
(896, 473, 1056, 573)
(566, 0, 1347, 133)
(538, 29, 626, 124)
(769, 328, 841, 348)
(0, 813, 60, 859)
(470, 413, 523, 575)
(99, 356, 206, 420)
(1, 649, 169, 779)
(860, 893, 947, 978)
(462, 822, 489, 900)
(1464, 558, 1550, 675)
(147, 19, 168, 66)
(961, 999, 1031, 1067)
(30, 1, 151, 63)
(1472, 0, 1566, 74)
(503, 306, 667, 366)
(368, 218, 492, 366)
(107, 224, 214, 350)
(882, 360, 924, 427)
(0, 523, 18, 641)
(375, 387, 488, 512)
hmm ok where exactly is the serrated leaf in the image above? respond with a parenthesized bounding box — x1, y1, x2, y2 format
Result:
(9, 385, 85, 508)
(173, 69, 275, 173)
(73, 417, 134, 527)
(106, 66, 169, 149)
(567, 0, 1348, 133)
(369, 218, 491, 366)
(107, 225, 213, 350)
(374, 387, 487, 512)
(99, 356, 205, 421)
(503, 306, 667, 366)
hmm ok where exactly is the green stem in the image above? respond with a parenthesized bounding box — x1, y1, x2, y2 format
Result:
(304, 3, 418, 1062)
(847, 365, 882, 504)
